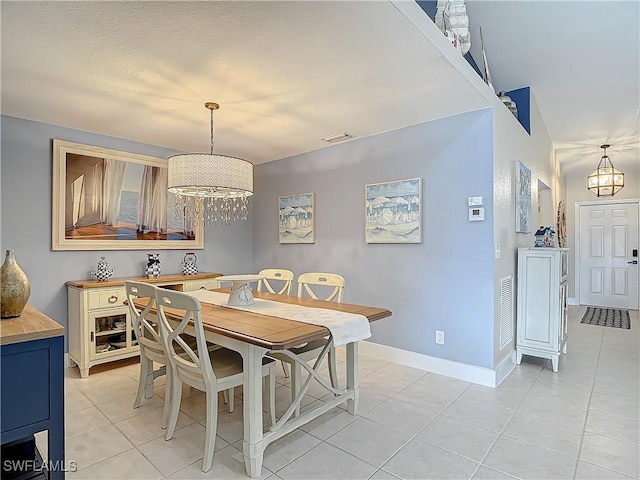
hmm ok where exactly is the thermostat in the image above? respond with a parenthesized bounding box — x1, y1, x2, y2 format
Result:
(468, 207, 485, 221)
(468, 196, 484, 207)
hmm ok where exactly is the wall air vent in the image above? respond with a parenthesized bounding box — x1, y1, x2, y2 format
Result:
(499, 275, 514, 349)
(321, 132, 354, 143)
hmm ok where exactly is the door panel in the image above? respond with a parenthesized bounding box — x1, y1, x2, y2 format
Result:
(579, 202, 639, 309)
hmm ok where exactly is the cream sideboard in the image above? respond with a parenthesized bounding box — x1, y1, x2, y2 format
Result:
(516, 248, 569, 372)
(66, 273, 221, 377)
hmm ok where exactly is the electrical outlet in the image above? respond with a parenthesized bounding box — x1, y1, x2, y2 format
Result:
(435, 330, 445, 345)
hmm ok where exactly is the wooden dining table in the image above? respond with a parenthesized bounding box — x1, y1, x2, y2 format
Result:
(134, 289, 391, 477)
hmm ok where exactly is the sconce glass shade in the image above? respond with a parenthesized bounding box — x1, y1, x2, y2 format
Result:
(587, 145, 624, 197)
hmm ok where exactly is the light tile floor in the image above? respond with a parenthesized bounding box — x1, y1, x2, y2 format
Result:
(58, 306, 638, 479)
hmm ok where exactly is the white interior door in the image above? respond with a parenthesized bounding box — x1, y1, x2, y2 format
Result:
(578, 201, 639, 309)
(578, 202, 639, 310)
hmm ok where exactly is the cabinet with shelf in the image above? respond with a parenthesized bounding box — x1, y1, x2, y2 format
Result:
(516, 248, 568, 372)
(67, 273, 222, 377)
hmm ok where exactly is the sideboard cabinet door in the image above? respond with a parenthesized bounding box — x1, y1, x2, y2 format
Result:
(516, 248, 569, 372)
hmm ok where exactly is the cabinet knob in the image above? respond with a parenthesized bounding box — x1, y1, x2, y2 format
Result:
(108, 295, 118, 303)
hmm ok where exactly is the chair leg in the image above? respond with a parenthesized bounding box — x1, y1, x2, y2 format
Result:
(201, 388, 218, 472)
(281, 360, 290, 378)
(227, 388, 235, 413)
(165, 369, 182, 441)
(134, 356, 150, 408)
(222, 389, 228, 405)
(161, 367, 172, 429)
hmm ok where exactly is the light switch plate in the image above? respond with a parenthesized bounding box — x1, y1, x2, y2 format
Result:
(469, 207, 485, 221)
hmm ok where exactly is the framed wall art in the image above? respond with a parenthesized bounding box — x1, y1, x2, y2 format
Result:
(515, 161, 532, 233)
(365, 177, 421, 244)
(52, 139, 204, 250)
(278, 192, 315, 244)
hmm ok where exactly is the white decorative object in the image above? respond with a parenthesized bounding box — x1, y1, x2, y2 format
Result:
(479, 26, 495, 93)
(498, 91, 518, 119)
(216, 274, 264, 306)
(516, 248, 569, 372)
(434, 0, 471, 55)
(168, 102, 253, 227)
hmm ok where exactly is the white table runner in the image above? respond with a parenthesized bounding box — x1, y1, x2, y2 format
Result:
(186, 290, 371, 347)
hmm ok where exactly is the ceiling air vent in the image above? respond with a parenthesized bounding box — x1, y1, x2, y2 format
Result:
(321, 132, 354, 143)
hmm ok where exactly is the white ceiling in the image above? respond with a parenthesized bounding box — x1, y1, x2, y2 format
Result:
(1, 1, 638, 175)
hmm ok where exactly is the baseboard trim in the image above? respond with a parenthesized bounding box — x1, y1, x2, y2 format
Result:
(568, 297, 578, 306)
(359, 341, 506, 388)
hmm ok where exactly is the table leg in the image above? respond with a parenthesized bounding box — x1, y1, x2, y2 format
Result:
(346, 342, 359, 414)
(242, 344, 267, 478)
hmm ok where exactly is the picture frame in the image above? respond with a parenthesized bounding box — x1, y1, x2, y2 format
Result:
(278, 193, 315, 244)
(365, 178, 422, 244)
(515, 161, 532, 233)
(52, 139, 204, 250)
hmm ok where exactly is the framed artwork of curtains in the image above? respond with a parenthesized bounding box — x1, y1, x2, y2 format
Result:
(52, 140, 203, 250)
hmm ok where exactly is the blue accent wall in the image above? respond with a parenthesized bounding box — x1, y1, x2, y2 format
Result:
(506, 87, 531, 135)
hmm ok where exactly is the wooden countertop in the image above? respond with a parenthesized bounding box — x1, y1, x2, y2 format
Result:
(66, 272, 222, 289)
(0, 305, 65, 346)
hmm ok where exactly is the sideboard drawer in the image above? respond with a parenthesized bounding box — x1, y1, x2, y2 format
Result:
(87, 287, 126, 310)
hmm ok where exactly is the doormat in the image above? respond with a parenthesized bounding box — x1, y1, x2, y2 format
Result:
(581, 307, 631, 329)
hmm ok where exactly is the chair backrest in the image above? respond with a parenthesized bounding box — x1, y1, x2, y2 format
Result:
(257, 268, 294, 295)
(155, 289, 215, 390)
(125, 281, 165, 362)
(297, 272, 345, 303)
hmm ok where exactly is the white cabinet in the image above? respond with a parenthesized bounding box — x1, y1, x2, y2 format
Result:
(67, 273, 221, 377)
(516, 248, 568, 372)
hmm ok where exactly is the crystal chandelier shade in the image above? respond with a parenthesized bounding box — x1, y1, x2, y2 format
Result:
(167, 102, 253, 226)
(587, 144, 624, 197)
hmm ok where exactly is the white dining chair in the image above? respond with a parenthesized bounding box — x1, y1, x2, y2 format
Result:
(125, 281, 171, 427)
(257, 268, 295, 376)
(257, 268, 294, 295)
(156, 288, 276, 472)
(269, 272, 344, 416)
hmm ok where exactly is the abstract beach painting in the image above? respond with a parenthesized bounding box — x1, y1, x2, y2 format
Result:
(279, 193, 315, 244)
(365, 178, 421, 243)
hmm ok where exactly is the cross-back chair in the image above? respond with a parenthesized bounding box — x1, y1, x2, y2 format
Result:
(125, 281, 172, 427)
(257, 268, 294, 295)
(155, 288, 276, 472)
(269, 272, 345, 416)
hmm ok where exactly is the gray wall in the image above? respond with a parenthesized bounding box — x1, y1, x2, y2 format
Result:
(253, 110, 496, 368)
(0, 115, 253, 349)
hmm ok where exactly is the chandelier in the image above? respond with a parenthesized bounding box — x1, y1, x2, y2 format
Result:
(168, 102, 253, 226)
(587, 144, 624, 197)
